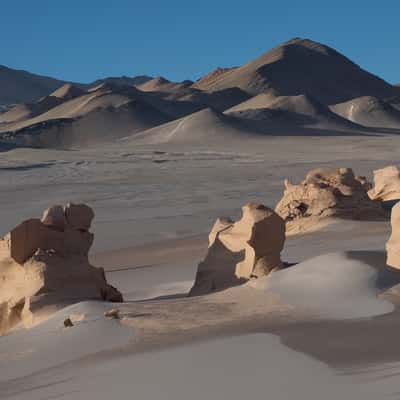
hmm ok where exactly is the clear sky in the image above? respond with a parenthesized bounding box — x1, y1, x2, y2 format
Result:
(1, 0, 399, 84)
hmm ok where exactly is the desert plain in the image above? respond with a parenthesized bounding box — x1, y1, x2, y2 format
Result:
(2, 38, 400, 399)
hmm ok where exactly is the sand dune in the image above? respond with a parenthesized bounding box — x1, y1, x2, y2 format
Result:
(0, 104, 36, 124)
(3, 100, 171, 148)
(48, 83, 85, 100)
(139, 77, 250, 115)
(194, 38, 399, 104)
(138, 76, 193, 93)
(128, 98, 369, 146)
(2, 38, 400, 150)
(253, 251, 399, 319)
(0, 84, 173, 147)
(125, 108, 252, 144)
(331, 96, 400, 129)
(227, 93, 366, 132)
(0, 84, 84, 125)
(226, 90, 281, 112)
(192, 67, 238, 89)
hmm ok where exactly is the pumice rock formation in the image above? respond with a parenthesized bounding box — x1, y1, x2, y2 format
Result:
(0, 203, 122, 335)
(275, 167, 386, 234)
(189, 203, 285, 296)
(368, 166, 400, 202)
(387, 202, 400, 269)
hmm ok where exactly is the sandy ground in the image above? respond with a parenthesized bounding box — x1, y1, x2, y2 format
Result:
(1, 134, 400, 398)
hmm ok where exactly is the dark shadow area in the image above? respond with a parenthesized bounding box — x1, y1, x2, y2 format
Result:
(382, 199, 400, 211)
(189, 238, 247, 296)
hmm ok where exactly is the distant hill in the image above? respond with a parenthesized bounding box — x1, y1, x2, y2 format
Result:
(0, 65, 153, 107)
(1, 38, 400, 149)
(193, 38, 400, 105)
(331, 96, 400, 129)
(89, 75, 153, 89)
(0, 65, 67, 105)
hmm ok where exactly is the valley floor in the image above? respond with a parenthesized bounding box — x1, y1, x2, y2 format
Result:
(1, 134, 400, 399)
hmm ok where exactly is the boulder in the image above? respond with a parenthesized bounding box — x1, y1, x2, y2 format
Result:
(275, 167, 386, 233)
(387, 202, 400, 269)
(0, 203, 122, 335)
(368, 165, 400, 202)
(189, 203, 285, 296)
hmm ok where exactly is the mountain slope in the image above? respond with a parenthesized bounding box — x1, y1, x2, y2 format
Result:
(226, 93, 367, 133)
(331, 96, 400, 129)
(0, 65, 68, 105)
(89, 75, 153, 88)
(195, 38, 399, 105)
(0, 84, 172, 147)
(125, 108, 255, 144)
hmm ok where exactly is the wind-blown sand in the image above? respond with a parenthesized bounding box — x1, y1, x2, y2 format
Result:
(1, 135, 400, 399)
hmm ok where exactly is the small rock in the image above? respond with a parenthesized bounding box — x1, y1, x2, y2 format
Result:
(63, 318, 74, 328)
(104, 308, 120, 319)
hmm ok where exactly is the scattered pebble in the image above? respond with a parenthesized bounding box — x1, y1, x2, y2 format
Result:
(104, 308, 120, 319)
(63, 318, 74, 328)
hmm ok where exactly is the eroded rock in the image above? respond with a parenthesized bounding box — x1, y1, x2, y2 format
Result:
(275, 168, 386, 234)
(368, 165, 400, 202)
(189, 203, 285, 296)
(0, 203, 122, 335)
(387, 202, 400, 269)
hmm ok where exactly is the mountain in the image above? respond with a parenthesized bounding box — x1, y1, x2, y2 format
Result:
(192, 67, 237, 90)
(331, 96, 400, 129)
(0, 83, 86, 125)
(226, 93, 367, 132)
(0, 65, 68, 106)
(194, 38, 399, 105)
(127, 94, 367, 146)
(0, 83, 172, 148)
(1, 37, 400, 149)
(137, 76, 194, 93)
(89, 75, 153, 88)
(123, 108, 253, 145)
(0, 64, 153, 107)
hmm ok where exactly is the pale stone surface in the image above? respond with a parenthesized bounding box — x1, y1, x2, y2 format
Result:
(276, 168, 385, 234)
(368, 165, 400, 202)
(189, 203, 285, 296)
(387, 202, 400, 269)
(0, 203, 122, 335)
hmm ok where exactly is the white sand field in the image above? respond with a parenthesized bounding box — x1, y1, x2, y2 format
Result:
(1, 135, 400, 398)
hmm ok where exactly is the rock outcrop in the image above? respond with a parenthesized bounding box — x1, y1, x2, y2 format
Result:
(275, 168, 386, 234)
(387, 202, 400, 269)
(0, 203, 122, 335)
(189, 203, 285, 296)
(368, 166, 400, 202)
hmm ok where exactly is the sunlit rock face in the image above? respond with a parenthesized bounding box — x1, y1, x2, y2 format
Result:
(275, 167, 386, 234)
(0, 203, 122, 335)
(387, 202, 400, 270)
(189, 203, 285, 296)
(368, 166, 400, 202)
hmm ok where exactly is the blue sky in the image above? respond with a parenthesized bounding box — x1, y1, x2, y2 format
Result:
(1, 0, 399, 84)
